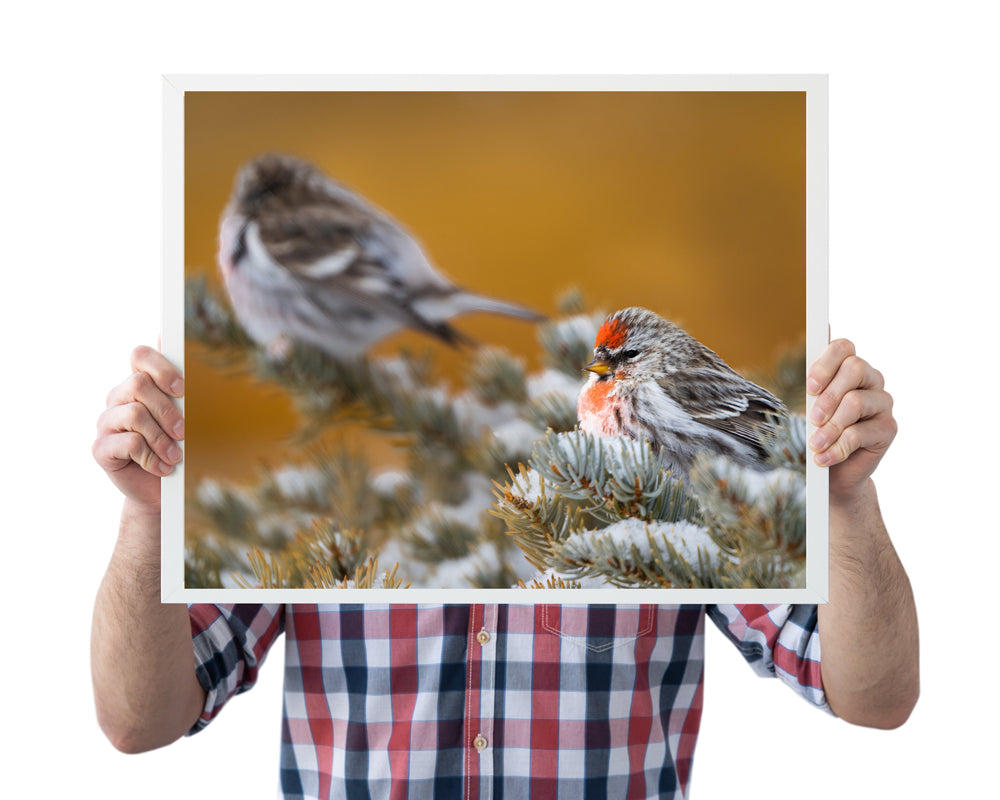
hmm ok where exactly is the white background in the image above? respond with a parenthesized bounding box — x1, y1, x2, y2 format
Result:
(2, 2, 996, 797)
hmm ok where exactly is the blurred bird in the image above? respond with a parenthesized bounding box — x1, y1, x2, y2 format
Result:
(218, 153, 544, 359)
(577, 307, 787, 476)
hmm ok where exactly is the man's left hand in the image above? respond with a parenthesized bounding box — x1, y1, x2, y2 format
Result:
(806, 338, 897, 501)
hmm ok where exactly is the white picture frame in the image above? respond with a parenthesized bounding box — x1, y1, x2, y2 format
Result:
(161, 74, 828, 604)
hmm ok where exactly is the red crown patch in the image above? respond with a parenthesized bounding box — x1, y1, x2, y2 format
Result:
(595, 317, 628, 349)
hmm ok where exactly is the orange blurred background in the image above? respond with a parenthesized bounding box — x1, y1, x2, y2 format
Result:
(184, 90, 805, 483)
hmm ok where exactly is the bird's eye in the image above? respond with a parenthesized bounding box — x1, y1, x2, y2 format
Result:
(622, 349, 640, 359)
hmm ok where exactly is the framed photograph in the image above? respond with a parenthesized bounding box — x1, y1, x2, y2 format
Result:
(162, 75, 828, 603)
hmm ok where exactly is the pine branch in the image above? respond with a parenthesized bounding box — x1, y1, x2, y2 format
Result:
(526, 390, 579, 434)
(231, 546, 284, 589)
(761, 412, 810, 473)
(491, 466, 594, 572)
(335, 557, 411, 589)
(550, 521, 728, 589)
(468, 348, 528, 405)
(185, 274, 256, 356)
(687, 416, 809, 588)
(494, 425, 808, 590)
(185, 275, 808, 591)
(517, 573, 583, 590)
(186, 448, 411, 588)
(232, 548, 412, 590)
(748, 339, 807, 413)
(509, 430, 701, 523)
(537, 311, 605, 378)
(186, 277, 470, 443)
(402, 514, 480, 563)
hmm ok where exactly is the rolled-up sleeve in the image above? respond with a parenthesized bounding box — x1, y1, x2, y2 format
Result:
(708, 603, 832, 714)
(187, 603, 285, 734)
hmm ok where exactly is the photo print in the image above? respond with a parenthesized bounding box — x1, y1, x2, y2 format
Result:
(161, 75, 828, 603)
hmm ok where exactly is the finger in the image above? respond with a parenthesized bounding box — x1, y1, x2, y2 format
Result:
(129, 344, 184, 398)
(105, 370, 185, 441)
(813, 416, 897, 468)
(93, 429, 175, 477)
(809, 386, 892, 453)
(806, 338, 856, 396)
(97, 402, 184, 467)
(808, 354, 885, 428)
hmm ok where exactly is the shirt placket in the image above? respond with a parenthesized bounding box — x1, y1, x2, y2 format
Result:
(464, 603, 499, 800)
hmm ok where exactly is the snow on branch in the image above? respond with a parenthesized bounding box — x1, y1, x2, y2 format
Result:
(185, 277, 806, 590)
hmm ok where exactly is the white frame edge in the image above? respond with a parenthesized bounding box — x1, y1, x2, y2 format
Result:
(161, 74, 829, 605)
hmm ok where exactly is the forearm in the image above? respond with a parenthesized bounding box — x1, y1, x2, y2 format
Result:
(818, 480, 919, 728)
(91, 499, 206, 753)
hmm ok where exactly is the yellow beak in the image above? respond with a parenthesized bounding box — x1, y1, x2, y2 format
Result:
(583, 358, 612, 376)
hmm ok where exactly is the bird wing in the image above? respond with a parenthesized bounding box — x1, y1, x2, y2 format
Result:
(279, 242, 475, 349)
(254, 201, 422, 315)
(657, 368, 787, 450)
(256, 203, 370, 276)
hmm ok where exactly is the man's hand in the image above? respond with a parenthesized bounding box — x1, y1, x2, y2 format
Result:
(92, 345, 185, 514)
(806, 338, 897, 502)
(91, 345, 204, 753)
(807, 337, 918, 729)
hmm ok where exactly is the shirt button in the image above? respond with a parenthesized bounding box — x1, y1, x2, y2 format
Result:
(476, 629, 491, 645)
(473, 735, 488, 752)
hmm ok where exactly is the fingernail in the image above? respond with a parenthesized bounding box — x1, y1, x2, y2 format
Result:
(806, 378, 821, 395)
(173, 419, 185, 438)
(170, 378, 185, 396)
(167, 444, 182, 463)
(809, 405, 825, 424)
(815, 451, 833, 466)
(809, 430, 826, 450)
(158, 461, 174, 475)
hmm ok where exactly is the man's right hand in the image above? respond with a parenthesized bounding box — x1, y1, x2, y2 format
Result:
(91, 346, 205, 754)
(92, 345, 185, 514)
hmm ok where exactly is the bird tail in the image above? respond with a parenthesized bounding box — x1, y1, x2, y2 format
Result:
(415, 291, 547, 324)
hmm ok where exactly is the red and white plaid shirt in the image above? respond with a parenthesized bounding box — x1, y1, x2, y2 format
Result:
(189, 604, 828, 799)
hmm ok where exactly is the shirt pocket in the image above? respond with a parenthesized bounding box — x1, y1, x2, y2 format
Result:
(539, 604, 656, 653)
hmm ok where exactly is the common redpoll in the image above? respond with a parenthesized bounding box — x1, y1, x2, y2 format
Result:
(577, 307, 787, 476)
(218, 153, 544, 358)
